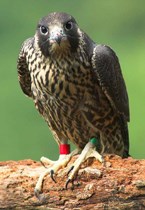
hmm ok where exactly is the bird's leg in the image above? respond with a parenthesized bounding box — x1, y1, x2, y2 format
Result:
(34, 145, 80, 200)
(66, 137, 104, 189)
(40, 144, 71, 167)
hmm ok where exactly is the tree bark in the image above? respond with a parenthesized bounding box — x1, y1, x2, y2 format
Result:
(0, 155, 145, 210)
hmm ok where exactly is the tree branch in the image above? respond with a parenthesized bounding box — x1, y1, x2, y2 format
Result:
(0, 155, 145, 209)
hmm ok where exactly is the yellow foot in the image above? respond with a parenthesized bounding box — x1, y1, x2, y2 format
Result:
(34, 149, 80, 200)
(66, 141, 104, 189)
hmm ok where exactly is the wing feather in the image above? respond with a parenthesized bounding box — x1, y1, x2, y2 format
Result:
(17, 38, 33, 98)
(91, 44, 129, 122)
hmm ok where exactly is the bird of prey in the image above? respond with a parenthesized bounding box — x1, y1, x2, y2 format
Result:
(17, 12, 129, 198)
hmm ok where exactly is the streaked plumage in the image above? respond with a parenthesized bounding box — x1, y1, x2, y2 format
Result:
(17, 12, 129, 195)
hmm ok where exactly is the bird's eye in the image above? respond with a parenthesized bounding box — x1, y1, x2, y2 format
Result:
(40, 26, 48, 35)
(64, 21, 73, 31)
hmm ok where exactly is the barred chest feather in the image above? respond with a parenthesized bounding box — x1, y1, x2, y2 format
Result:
(26, 45, 123, 153)
(29, 52, 92, 105)
(26, 51, 94, 146)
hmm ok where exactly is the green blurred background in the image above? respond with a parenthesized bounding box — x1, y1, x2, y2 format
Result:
(0, 0, 145, 161)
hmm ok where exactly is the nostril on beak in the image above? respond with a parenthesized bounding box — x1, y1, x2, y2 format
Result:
(49, 28, 64, 45)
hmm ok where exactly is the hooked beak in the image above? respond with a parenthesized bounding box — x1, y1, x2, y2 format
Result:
(49, 27, 66, 45)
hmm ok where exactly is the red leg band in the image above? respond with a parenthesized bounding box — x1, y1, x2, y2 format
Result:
(59, 144, 70, 155)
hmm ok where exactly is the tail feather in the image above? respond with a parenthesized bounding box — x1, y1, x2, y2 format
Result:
(120, 117, 130, 158)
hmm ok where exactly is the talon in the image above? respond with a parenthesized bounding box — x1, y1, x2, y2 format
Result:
(67, 165, 74, 176)
(40, 160, 47, 168)
(35, 151, 79, 198)
(65, 178, 71, 189)
(34, 188, 46, 203)
(66, 178, 75, 190)
(50, 169, 57, 183)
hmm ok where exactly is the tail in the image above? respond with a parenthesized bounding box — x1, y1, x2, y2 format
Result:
(120, 117, 130, 158)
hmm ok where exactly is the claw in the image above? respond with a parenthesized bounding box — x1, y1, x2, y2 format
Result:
(65, 178, 75, 190)
(34, 188, 46, 203)
(65, 178, 71, 189)
(35, 150, 80, 199)
(66, 141, 104, 189)
(40, 160, 47, 168)
(67, 165, 74, 176)
(50, 169, 57, 183)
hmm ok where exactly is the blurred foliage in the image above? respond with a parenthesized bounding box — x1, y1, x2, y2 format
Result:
(0, 0, 145, 161)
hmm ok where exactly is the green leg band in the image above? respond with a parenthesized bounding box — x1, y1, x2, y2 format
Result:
(90, 137, 99, 146)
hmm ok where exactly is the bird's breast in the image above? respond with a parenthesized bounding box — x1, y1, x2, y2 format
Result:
(30, 56, 92, 107)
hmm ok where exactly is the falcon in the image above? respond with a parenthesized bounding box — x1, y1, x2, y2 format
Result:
(17, 12, 129, 199)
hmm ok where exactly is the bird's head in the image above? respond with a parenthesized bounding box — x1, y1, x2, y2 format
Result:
(35, 12, 80, 57)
